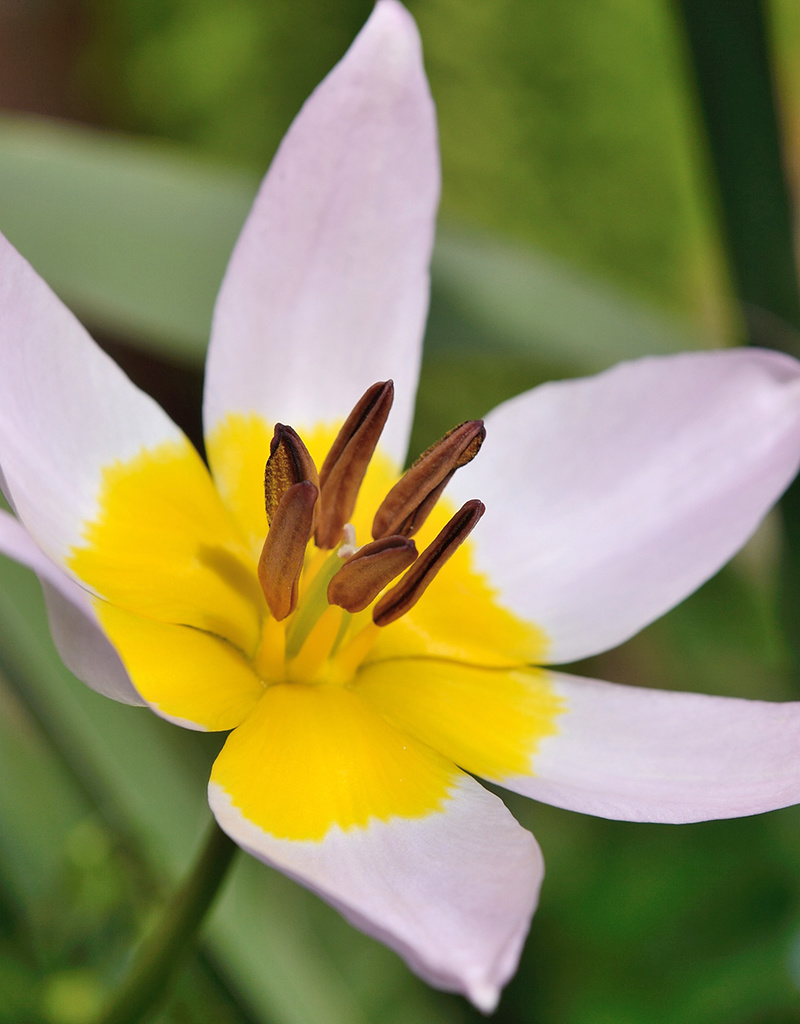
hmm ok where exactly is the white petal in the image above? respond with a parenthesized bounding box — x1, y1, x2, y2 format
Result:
(204, 0, 439, 465)
(0, 510, 143, 704)
(40, 585, 144, 705)
(0, 233, 187, 569)
(510, 670, 800, 823)
(210, 773, 541, 1011)
(208, 681, 540, 1009)
(449, 349, 800, 662)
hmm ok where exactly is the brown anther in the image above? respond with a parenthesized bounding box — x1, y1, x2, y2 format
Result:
(373, 499, 485, 626)
(264, 424, 319, 526)
(327, 535, 418, 613)
(372, 420, 485, 541)
(258, 481, 318, 620)
(315, 380, 394, 549)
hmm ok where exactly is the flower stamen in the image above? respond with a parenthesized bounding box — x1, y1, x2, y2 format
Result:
(285, 604, 344, 682)
(328, 534, 418, 613)
(265, 424, 320, 534)
(373, 499, 485, 626)
(372, 420, 485, 540)
(316, 380, 395, 549)
(258, 480, 318, 620)
(256, 388, 488, 660)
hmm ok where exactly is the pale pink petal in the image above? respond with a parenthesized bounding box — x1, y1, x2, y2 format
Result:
(0, 510, 143, 704)
(204, 0, 439, 467)
(40, 585, 144, 705)
(208, 682, 540, 1009)
(508, 670, 800, 823)
(210, 773, 541, 1012)
(448, 349, 800, 663)
(0, 233, 188, 569)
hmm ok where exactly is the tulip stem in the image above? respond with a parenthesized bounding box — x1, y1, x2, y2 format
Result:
(93, 820, 238, 1024)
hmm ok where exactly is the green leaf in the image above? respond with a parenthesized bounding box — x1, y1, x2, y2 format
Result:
(431, 226, 704, 371)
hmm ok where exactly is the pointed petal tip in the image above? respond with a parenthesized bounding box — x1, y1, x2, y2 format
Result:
(208, 742, 541, 1009)
(312, 0, 430, 118)
(468, 983, 500, 1015)
(363, 0, 424, 54)
(204, 0, 436, 467)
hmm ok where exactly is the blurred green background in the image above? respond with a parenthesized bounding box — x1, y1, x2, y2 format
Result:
(2, 0, 800, 1021)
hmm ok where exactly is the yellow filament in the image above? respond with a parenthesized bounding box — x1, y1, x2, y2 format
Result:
(253, 615, 287, 683)
(286, 604, 345, 683)
(333, 621, 381, 683)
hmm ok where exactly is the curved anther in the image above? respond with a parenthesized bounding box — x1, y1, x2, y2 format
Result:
(372, 420, 485, 541)
(373, 499, 485, 626)
(258, 480, 318, 621)
(265, 424, 320, 527)
(316, 380, 394, 549)
(328, 534, 418, 613)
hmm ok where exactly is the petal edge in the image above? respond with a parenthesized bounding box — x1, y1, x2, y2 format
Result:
(449, 349, 800, 662)
(509, 671, 800, 823)
(210, 773, 541, 1011)
(204, 0, 439, 469)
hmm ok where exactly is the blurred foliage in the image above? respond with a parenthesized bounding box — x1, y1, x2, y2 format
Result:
(2, 0, 800, 1022)
(77, 0, 729, 332)
(0, 114, 702, 376)
(0, 115, 256, 361)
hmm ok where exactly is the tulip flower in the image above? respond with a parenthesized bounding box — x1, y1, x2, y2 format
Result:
(3, 1, 800, 1012)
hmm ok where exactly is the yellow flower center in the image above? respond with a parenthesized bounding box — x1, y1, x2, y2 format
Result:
(67, 384, 553, 747)
(246, 381, 489, 689)
(63, 384, 563, 840)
